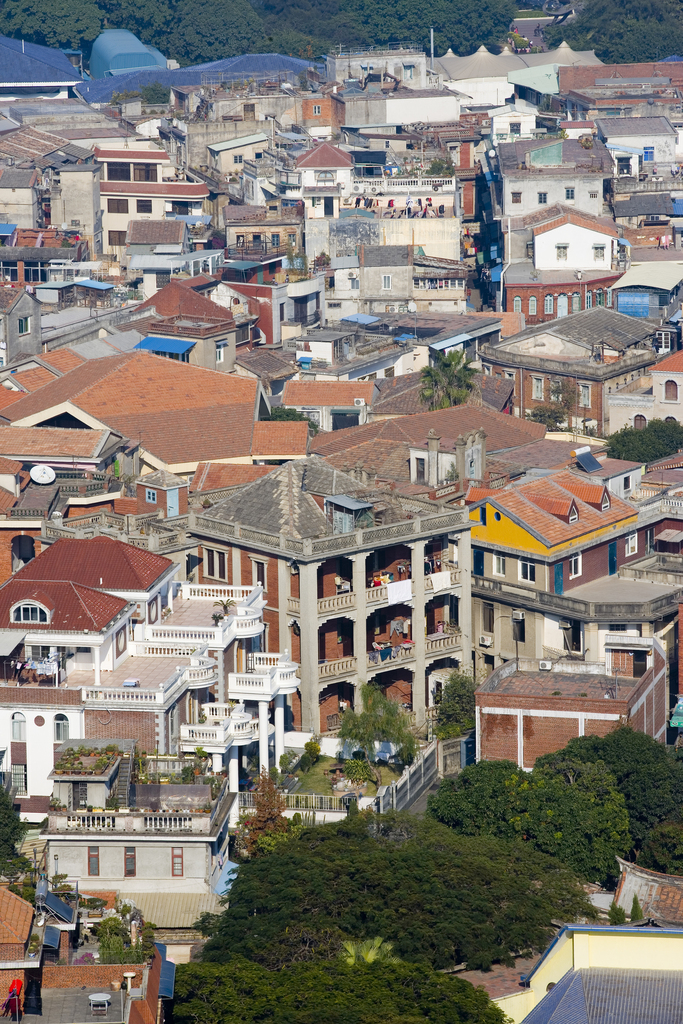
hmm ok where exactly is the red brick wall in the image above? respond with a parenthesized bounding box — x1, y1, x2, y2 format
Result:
(379, 669, 413, 706)
(367, 545, 411, 587)
(480, 711, 518, 761)
(85, 709, 157, 753)
(290, 691, 302, 730)
(461, 180, 475, 218)
(366, 605, 411, 649)
(522, 714, 580, 768)
(42, 963, 143, 989)
(319, 688, 341, 732)
(263, 607, 279, 652)
(0, 943, 24, 960)
(584, 718, 616, 737)
(0, 530, 42, 587)
(0, 688, 81, 707)
(319, 619, 353, 660)
(290, 570, 300, 599)
(503, 278, 619, 325)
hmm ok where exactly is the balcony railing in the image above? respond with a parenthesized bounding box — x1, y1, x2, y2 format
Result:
(318, 656, 358, 679)
(367, 645, 415, 669)
(425, 630, 462, 655)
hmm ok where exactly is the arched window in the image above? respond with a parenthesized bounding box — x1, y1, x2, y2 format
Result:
(54, 714, 69, 743)
(12, 603, 48, 623)
(665, 380, 678, 401)
(544, 294, 553, 314)
(11, 712, 25, 741)
(513, 296, 522, 313)
(634, 414, 647, 430)
(529, 296, 537, 316)
(571, 292, 581, 312)
(586, 291, 593, 309)
(666, 416, 678, 423)
(596, 289, 604, 306)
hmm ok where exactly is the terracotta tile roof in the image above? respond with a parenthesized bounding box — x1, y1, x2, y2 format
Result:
(0, 486, 17, 511)
(127, 220, 185, 245)
(22, 536, 173, 591)
(0, 578, 128, 632)
(0, 889, 32, 945)
(100, 182, 209, 197)
(41, 349, 87, 374)
(371, 373, 423, 416)
(652, 350, 683, 373)
(323, 439, 412, 483)
(0, 387, 26, 411)
(296, 143, 354, 169)
(459, 309, 526, 338)
(457, 961, 532, 1001)
(0, 289, 22, 312)
(465, 485, 500, 504)
(478, 669, 636, 699)
(533, 210, 619, 238)
(190, 462, 276, 492)
(552, 472, 607, 507)
(137, 279, 233, 322)
(282, 380, 376, 407)
(492, 439, 602, 474)
(2, 353, 259, 466)
(484, 471, 635, 547)
(10, 366, 58, 392)
(251, 420, 309, 456)
(480, 375, 514, 412)
(309, 406, 545, 458)
(0, 425, 111, 459)
(0, 456, 22, 474)
(66, 497, 138, 518)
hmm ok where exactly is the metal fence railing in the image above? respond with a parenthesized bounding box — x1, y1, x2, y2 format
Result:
(375, 740, 438, 814)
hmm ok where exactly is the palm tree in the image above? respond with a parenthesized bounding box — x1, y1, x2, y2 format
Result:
(419, 349, 478, 410)
(213, 598, 236, 617)
(341, 937, 401, 966)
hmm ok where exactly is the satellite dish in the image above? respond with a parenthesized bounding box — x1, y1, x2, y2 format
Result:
(407, 301, 417, 313)
(30, 464, 56, 485)
(488, 149, 496, 158)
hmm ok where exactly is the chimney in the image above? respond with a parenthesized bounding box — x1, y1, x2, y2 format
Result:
(427, 428, 440, 487)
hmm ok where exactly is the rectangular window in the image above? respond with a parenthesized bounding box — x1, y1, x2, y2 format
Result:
(146, 488, 157, 504)
(472, 548, 484, 576)
(107, 163, 131, 181)
(544, 294, 553, 314)
(509, 122, 521, 135)
(216, 343, 226, 363)
(125, 847, 136, 877)
(271, 233, 280, 248)
(589, 191, 598, 199)
(108, 231, 127, 247)
(579, 384, 590, 408)
(133, 164, 158, 182)
(482, 601, 494, 633)
(519, 559, 536, 582)
(532, 376, 543, 400)
(217, 551, 226, 580)
(17, 317, 30, 335)
(382, 275, 392, 290)
(137, 199, 153, 213)
(493, 554, 506, 577)
(254, 560, 265, 587)
(11, 764, 26, 795)
(593, 245, 605, 261)
(569, 553, 582, 578)
(643, 147, 654, 162)
(646, 527, 655, 553)
(206, 549, 215, 577)
(313, 104, 321, 115)
(556, 244, 568, 261)
(107, 198, 129, 214)
(513, 614, 525, 644)
(88, 846, 99, 876)
(565, 619, 582, 653)
(565, 187, 575, 200)
(403, 65, 414, 80)
(351, 278, 360, 290)
(625, 532, 638, 556)
(172, 847, 183, 876)
(511, 191, 522, 204)
(538, 192, 548, 205)
(623, 475, 631, 494)
(415, 457, 426, 483)
(233, 154, 243, 164)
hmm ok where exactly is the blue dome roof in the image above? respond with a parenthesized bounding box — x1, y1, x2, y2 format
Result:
(90, 30, 167, 79)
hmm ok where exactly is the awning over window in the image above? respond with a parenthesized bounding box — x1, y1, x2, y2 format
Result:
(135, 337, 195, 355)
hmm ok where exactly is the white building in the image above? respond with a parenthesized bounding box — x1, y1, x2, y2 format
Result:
(532, 211, 621, 272)
(608, 348, 683, 432)
(595, 116, 678, 177)
(489, 101, 538, 144)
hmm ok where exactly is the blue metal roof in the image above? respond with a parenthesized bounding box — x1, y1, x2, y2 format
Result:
(76, 52, 323, 103)
(341, 313, 380, 324)
(430, 332, 472, 352)
(76, 279, 113, 291)
(90, 30, 166, 80)
(490, 265, 503, 282)
(0, 224, 16, 236)
(673, 199, 683, 216)
(159, 959, 176, 999)
(136, 336, 195, 354)
(0, 34, 82, 85)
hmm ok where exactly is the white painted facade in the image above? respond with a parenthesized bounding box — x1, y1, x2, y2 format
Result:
(608, 365, 683, 432)
(490, 104, 537, 144)
(533, 221, 617, 272)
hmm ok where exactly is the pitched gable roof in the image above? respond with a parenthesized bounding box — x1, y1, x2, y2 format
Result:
(651, 350, 683, 373)
(282, 380, 376, 407)
(533, 210, 619, 238)
(127, 220, 186, 245)
(190, 462, 275, 492)
(137, 279, 233, 322)
(296, 143, 354, 169)
(0, 888, 32, 945)
(0, 578, 129, 632)
(251, 420, 309, 456)
(21, 536, 173, 591)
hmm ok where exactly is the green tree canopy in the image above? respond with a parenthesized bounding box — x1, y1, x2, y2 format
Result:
(338, 684, 417, 763)
(545, 0, 683, 63)
(605, 419, 683, 464)
(428, 757, 631, 883)
(434, 670, 476, 739)
(638, 820, 683, 874)
(199, 813, 592, 971)
(173, 957, 507, 1024)
(419, 350, 479, 410)
(0, 0, 102, 50)
(536, 727, 683, 850)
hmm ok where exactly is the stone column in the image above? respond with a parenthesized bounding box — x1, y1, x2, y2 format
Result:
(274, 693, 285, 768)
(167, 581, 174, 613)
(228, 745, 239, 791)
(456, 525, 472, 672)
(93, 645, 101, 686)
(410, 538, 426, 727)
(584, 622, 600, 663)
(277, 557, 289, 666)
(258, 699, 270, 772)
(351, 550, 368, 697)
(232, 546, 241, 587)
(211, 751, 223, 773)
(298, 560, 320, 733)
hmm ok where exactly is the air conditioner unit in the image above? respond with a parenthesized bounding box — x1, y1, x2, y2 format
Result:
(354, 397, 365, 407)
(348, 271, 358, 279)
(352, 184, 362, 193)
(386, 305, 397, 313)
(512, 610, 525, 621)
(539, 660, 552, 671)
(479, 635, 493, 647)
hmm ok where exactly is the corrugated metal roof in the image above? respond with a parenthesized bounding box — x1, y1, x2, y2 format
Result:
(208, 133, 268, 153)
(131, 892, 221, 928)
